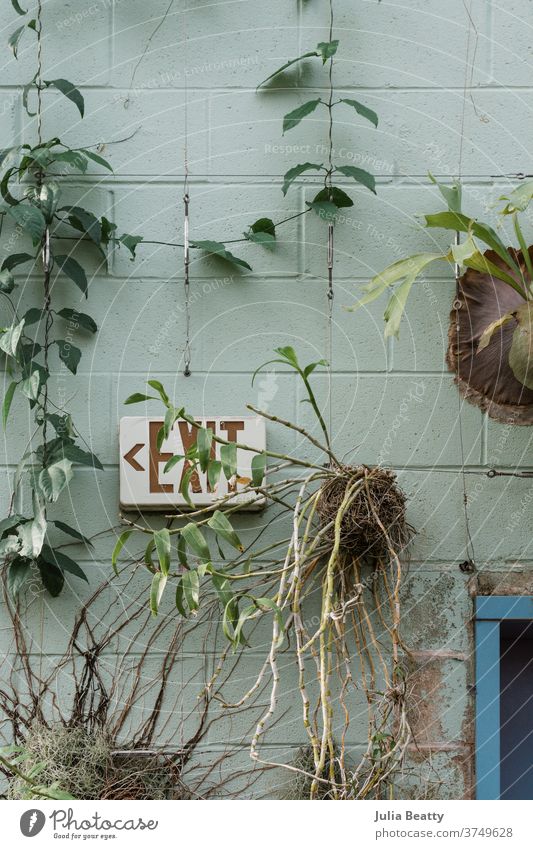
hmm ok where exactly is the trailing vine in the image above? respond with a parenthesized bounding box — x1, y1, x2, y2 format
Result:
(119, 347, 413, 799)
(0, 0, 142, 596)
(120, 0, 378, 275)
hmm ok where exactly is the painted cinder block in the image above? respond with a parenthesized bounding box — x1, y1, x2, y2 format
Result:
(391, 279, 456, 372)
(408, 656, 470, 746)
(111, 182, 302, 279)
(36, 89, 210, 178)
(303, 184, 455, 281)
(112, 0, 299, 90)
(299, 0, 489, 89)
(401, 570, 472, 653)
(489, 1, 533, 87)
(1, 1, 111, 87)
(295, 374, 483, 468)
(208, 88, 395, 178)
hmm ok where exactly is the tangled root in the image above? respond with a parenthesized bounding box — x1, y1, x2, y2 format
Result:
(317, 466, 412, 561)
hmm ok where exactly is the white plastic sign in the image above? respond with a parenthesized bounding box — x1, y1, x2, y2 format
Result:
(119, 416, 266, 511)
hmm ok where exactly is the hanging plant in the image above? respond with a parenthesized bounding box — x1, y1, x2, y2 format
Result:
(118, 347, 414, 799)
(351, 176, 533, 424)
(0, 0, 142, 596)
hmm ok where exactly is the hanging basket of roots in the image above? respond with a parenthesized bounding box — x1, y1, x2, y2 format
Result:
(447, 246, 533, 425)
(316, 466, 412, 563)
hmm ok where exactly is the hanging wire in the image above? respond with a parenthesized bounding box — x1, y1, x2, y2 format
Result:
(182, 0, 192, 377)
(325, 0, 335, 448)
(454, 0, 477, 568)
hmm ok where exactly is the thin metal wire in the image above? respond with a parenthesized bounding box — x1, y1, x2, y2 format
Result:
(455, 1, 477, 567)
(182, 0, 191, 377)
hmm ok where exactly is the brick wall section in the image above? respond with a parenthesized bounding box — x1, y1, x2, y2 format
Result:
(1, 0, 533, 798)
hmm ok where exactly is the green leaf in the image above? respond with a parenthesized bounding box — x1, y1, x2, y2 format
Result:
(177, 533, 188, 567)
(220, 442, 237, 481)
(211, 572, 235, 617)
(7, 558, 29, 599)
(251, 452, 266, 487)
(153, 528, 171, 577)
(197, 426, 213, 473)
(40, 545, 88, 583)
(150, 572, 167, 616)
(317, 39, 339, 63)
(8, 24, 25, 58)
(283, 99, 322, 134)
(181, 569, 200, 612)
(124, 392, 158, 405)
(80, 149, 113, 172)
(499, 181, 533, 215)
(54, 256, 88, 297)
(275, 345, 299, 367)
(181, 523, 210, 562)
(207, 510, 243, 551)
(424, 211, 518, 276)
(462, 248, 523, 294)
(383, 277, 416, 339)
(60, 205, 101, 247)
(160, 405, 183, 448)
(303, 358, 327, 378)
(335, 164, 376, 194)
(313, 186, 354, 208)
(2, 381, 17, 429)
(38, 458, 73, 502)
(118, 233, 143, 260)
(175, 579, 187, 617)
(54, 150, 88, 173)
(428, 173, 462, 213)
(234, 597, 284, 647)
(306, 200, 339, 221)
(245, 218, 276, 248)
(257, 50, 319, 88)
(11, 0, 27, 15)
(112, 530, 132, 576)
(349, 253, 446, 337)
(53, 442, 103, 471)
(1, 166, 18, 206)
(282, 162, 323, 196)
(207, 459, 222, 491)
(44, 78, 84, 118)
(22, 74, 37, 117)
(163, 454, 184, 473)
(0, 514, 25, 538)
(0, 269, 16, 293)
(38, 560, 64, 597)
(2, 252, 34, 272)
(23, 308, 44, 326)
(20, 370, 39, 401)
(339, 98, 379, 128)
(56, 308, 97, 333)
(55, 340, 82, 374)
(0, 319, 25, 357)
(509, 303, 533, 389)
(51, 520, 93, 547)
(145, 380, 169, 408)
(191, 240, 252, 271)
(7, 204, 46, 245)
(17, 492, 46, 558)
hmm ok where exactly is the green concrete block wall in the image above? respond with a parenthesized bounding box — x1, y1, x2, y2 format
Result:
(1, 0, 533, 798)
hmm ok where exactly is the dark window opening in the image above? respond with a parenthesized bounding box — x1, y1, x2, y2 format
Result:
(500, 620, 533, 800)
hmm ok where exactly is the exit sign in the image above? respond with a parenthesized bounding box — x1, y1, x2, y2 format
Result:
(119, 416, 266, 511)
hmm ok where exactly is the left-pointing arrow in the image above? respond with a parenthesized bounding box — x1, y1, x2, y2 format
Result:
(124, 443, 145, 472)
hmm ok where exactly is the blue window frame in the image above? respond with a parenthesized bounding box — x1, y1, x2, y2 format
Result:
(476, 596, 533, 800)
